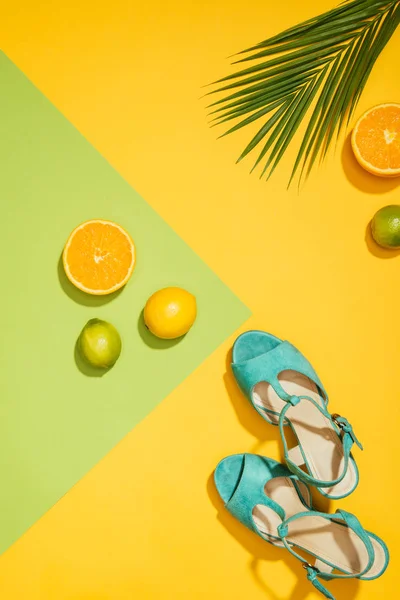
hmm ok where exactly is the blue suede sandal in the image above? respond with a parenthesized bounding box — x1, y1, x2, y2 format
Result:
(214, 454, 389, 600)
(231, 331, 362, 499)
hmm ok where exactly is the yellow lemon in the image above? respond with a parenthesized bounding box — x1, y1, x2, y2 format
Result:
(144, 287, 197, 339)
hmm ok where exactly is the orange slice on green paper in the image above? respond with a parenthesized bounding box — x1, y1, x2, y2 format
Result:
(63, 219, 136, 295)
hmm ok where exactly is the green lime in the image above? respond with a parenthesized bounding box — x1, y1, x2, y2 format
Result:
(371, 205, 400, 249)
(78, 318, 122, 369)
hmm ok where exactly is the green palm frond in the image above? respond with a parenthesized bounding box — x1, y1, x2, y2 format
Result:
(206, 0, 400, 185)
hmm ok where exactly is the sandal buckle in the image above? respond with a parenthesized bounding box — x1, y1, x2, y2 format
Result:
(302, 562, 319, 572)
(331, 413, 363, 450)
(331, 413, 342, 427)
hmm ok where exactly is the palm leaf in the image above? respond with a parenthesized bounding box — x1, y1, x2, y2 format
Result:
(206, 0, 400, 185)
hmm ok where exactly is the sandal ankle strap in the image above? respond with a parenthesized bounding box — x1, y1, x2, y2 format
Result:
(276, 508, 376, 599)
(278, 395, 362, 488)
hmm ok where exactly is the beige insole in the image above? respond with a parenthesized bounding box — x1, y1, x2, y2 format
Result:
(252, 477, 385, 578)
(253, 370, 357, 497)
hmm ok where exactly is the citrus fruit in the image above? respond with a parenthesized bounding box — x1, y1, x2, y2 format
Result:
(371, 205, 400, 249)
(63, 219, 135, 295)
(78, 318, 122, 369)
(351, 103, 400, 177)
(144, 287, 197, 339)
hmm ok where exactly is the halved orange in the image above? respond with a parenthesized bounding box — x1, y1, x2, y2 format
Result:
(351, 103, 400, 177)
(63, 219, 136, 295)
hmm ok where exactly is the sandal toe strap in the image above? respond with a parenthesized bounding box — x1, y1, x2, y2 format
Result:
(232, 341, 328, 406)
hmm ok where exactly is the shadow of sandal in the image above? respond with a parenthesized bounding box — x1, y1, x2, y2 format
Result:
(207, 473, 359, 600)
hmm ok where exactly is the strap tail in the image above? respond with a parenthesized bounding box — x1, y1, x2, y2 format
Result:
(306, 566, 336, 599)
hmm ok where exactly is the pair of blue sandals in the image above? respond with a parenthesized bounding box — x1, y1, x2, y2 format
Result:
(214, 331, 389, 600)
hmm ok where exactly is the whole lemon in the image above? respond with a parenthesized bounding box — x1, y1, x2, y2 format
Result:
(371, 205, 400, 249)
(78, 318, 122, 369)
(144, 287, 197, 339)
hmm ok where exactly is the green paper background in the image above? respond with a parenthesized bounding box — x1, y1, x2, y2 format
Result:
(0, 52, 249, 555)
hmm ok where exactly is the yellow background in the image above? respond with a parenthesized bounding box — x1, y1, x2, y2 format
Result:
(0, 1, 399, 598)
